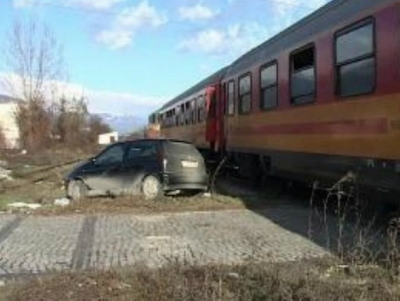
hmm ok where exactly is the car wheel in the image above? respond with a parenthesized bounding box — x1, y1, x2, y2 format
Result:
(141, 175, 162, 200)
(67, 180, 88, 201)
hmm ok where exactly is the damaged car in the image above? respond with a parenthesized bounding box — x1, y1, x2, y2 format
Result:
(65, 139, 208, 200)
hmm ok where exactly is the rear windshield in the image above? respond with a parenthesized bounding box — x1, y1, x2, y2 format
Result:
(165, 141, 202, 158)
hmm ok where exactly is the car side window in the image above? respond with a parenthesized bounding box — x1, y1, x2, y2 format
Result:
(96, 144, 125, 165)
(127, 141, 157, 161)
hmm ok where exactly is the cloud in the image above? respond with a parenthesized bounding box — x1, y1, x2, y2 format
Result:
(14, 0, 127, 10)
(265, 0, 330, 38)
(272, 0, 329, 18)
(69, 0, 126, 10)
(178, 4, 218, 21)
(179, 29, 225, 54)
(178, 22, 270, 58)
(13, 0, 35, 8)
(96, 30, 132, 50)
(179, 0, 331, 57)
(0, 72, 167, 117)
(96, 1, 167, 49)
(84, 89, 166, 116)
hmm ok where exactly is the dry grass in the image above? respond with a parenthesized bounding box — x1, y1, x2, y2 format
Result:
(1, 147, 259, 215)
(2, 258, 400, 301)
(3, 147, 89, 170)
(0, 149, 88, 211)
(36, 194, 247, 216)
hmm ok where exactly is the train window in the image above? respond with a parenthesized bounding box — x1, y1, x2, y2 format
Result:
(260, 62, 278, 110)
(175, 106, 180, 127)
(180, 104, 185, 126)
(335, 19, 375, 97)
(239, 74, 251, 114)
(290, 45, 315, 104)
(165, 111, 170, 128)
(197, 96, 204, 122)
(191, 99, 196, 124)
(208, 91, 217, 118)
(227, 81, 235, 115)
(166, 111, 169, 127)
(185, 102, 190, 125)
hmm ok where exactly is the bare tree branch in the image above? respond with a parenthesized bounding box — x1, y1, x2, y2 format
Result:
(2, 18, 65, 102)
(1, 18, 67, 151)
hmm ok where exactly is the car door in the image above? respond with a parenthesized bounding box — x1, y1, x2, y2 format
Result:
(121, 140, 161, 189)
(82, 143, 127, 192)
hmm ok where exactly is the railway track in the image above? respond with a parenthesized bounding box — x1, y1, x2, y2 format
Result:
(212, 158, 400, 230)
(214, 169, 400, 263)
(0, 158, 84, 194)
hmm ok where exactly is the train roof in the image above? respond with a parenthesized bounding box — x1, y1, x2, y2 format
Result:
(227, 0, 397, 77)
(159, 66, 228, 113)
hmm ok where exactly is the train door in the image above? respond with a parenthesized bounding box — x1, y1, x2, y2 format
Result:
(216, 83, 225, 153)
(205, 86, 217, 150)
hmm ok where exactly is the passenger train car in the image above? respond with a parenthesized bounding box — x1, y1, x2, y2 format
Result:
(153, 67, 227, 153)
(150, 0, 400, 194)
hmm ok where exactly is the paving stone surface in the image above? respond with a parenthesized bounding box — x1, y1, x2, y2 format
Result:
(0, 207, 331, 277)
(0, 216, 84, 275)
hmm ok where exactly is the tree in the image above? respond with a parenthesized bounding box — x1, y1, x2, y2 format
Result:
(0, 125, 6, 149)
(3, 18, 65, 102)
(54, 96, 89, 146)
(87, 115, 112, 145)
(2, 18, 65, 150)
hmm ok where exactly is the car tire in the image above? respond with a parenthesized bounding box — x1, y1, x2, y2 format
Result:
(141, 175, 163, 200)
(67, 180, 88, 201)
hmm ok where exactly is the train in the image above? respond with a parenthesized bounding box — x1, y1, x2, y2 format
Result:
(148, 0, 400, 195)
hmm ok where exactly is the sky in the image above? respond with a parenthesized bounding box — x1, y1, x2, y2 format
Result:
(0, 0, 330, 120)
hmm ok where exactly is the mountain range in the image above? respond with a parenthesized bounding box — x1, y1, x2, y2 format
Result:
(94, 113, 147, 134)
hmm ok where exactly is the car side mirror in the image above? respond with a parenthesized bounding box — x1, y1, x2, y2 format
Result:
(90, 157, 97, 164)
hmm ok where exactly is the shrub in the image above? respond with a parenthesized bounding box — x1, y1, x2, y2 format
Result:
(15, 98, 51, 152)
(0, 125, 6, 149)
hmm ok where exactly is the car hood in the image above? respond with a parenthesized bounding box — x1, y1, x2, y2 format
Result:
(64, 159, 91, 181)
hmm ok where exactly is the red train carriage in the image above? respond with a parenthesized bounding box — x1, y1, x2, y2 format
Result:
(151, 0, 400, 196)
(157, 68, 227, 154)
(146, 112, 161, 138)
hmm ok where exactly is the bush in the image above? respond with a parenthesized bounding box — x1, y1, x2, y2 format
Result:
(0, 125, 6, 149)
(14, 95, 112, 153)
(15, 99, 51, 151)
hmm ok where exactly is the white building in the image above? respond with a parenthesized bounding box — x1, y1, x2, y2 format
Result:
(0, 95, 20, 149)
(98, 131, 118, 145)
